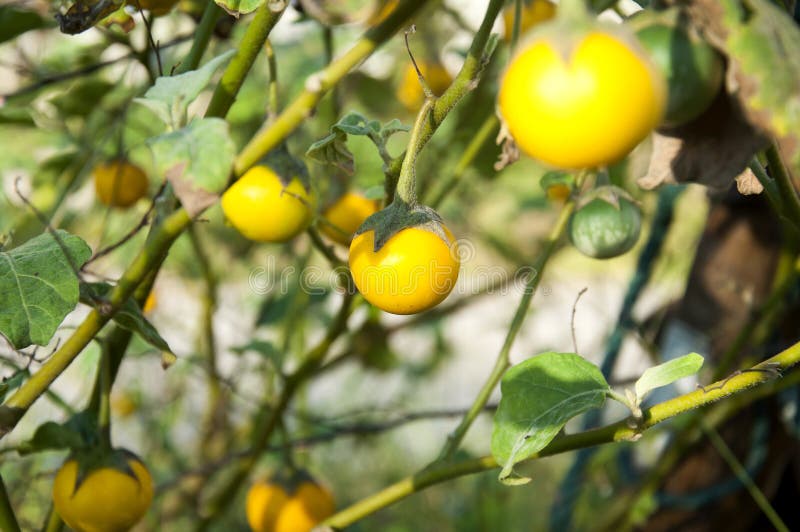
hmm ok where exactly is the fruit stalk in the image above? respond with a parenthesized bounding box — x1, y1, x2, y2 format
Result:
(394, 99, 435, 205)
(385, 0, 504, 198)
(176, 0, 222, 74)
(436, 172, 584, 462)
(235, 0, 433, 175)
(205, 2, 287, 118)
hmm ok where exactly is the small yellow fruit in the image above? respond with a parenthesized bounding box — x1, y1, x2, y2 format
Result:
(93, 159, 149, 208)
(221, 166, 317, 243)
(320, 192, 381, 246)
(349, 226, 460, 315)
(397, 61, 453, 111)
(52, 454, 153, 532)
(502, 0, 557, 41)
(112, 393, 137, 418)
(246, 479, 335, 532)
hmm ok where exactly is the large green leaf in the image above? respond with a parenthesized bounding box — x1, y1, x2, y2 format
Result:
(491, 353, 609, 484)
(0, 230, 91, 349)
(136, 50, 235, 129)
(146, 118, 236, 215)
(719, 0, 800, 171)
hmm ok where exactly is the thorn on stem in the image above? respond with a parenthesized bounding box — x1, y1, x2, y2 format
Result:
(404, 25, 435, 101)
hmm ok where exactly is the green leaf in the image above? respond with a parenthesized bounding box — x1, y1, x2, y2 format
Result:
(136, 50, 235, 129)
(147, 118, 235, 215)
(719, 0, 800, 170)
(17, 412, 97, 454)
(0, 371, 26, 404)
(0, 230, 91, 349)
(0, 106, 35, 126)
(491, 353, 609, 483)
(80, 283, 172, 354)
(634, 352, 704, 403)
(306, 112, 409, 175)
(0, 6, 51, 43)
(214, 0, 265, 16)
(50, 78, 116, 118)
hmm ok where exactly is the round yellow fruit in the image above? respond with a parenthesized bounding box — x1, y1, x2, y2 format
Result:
(246, 479, 335, 532)
(499, 31, 666, 169)
(221, 166, 317, 243)
(320, 192, 381, 246)
(52, 455, 153, 532)
(349, 226, 460, 315)
(93, 159, 149, 208)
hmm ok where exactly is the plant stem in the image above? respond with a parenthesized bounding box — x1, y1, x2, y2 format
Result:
(205, 3, 287, 118)
(0, 209, 192, 438)
(234, 0, 433, 176)
(701, 421, 790, 532)
(766, 143, 800, 230)
(195, 292, 355, 529)
(384, 0, 503, 199)
(265, 39, 279, 119)
(98, 344, 112, 449)
(436, 180, 581, 461)
(395, 99, 435, 205)
(749, 158, 783, 215)
(0, 474, 20, 532)
(176, 0, 222, 74)
(42, 503, 64, 532)
(427, 114, 499, 208)
(323, 340, 800, 528)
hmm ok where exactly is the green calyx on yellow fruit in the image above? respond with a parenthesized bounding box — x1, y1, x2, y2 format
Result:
(246, 469, 335, 532)
(568, 186, 642, 259)
(631, 9, 725, 127)
(498, 3, 666, 170)
(348, 200, 460, 315)
(52, 448, 153, 532)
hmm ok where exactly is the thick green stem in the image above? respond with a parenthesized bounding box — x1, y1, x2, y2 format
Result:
(176, 1, 222, 74)
(234, 0, 432, 175)
(195, 292, 354, 529)
(394, 99, 435, 205)
(0, 210, 192, 438)
(98, 345, 112, 450)
(0, 475, 20, 532)
(384, 0, 503, 199)
(324, 340, 800, 528)
(205, 3, 287, 118)
(437, 184, 580, 461)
